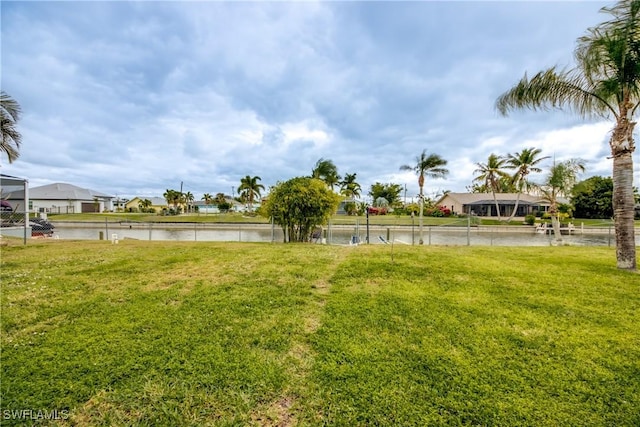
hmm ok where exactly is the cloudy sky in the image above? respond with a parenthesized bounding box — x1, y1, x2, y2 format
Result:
(2, 0, 635, 202)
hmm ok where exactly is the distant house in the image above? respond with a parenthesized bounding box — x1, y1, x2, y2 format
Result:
(337, 198, 360, 215)
(3, 182, 114, 214)
(194, 197, 242, 214)
(125, 197, 168, 213)
(435, 193, 558, 218)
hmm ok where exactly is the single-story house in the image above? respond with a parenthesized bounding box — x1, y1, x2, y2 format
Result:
(125, 197, 168, 213)
(3, 182, 114, 214)
(194, 197, 243, 214)
(435, 192, 565, 218)
(337, 198, 360, 215)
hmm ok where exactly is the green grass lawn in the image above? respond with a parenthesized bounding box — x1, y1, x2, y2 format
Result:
(1, 241, 638, 426)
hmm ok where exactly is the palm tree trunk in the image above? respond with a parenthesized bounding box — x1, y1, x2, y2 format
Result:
(418, 186, 424, 245)
(550, 214, 563, 243)
(610, 114, 637, 270)
(612, 151, 636, 270)
(492, 191, 502, 222)
(547, 198, 563, 244)
(507, 191, 522, 223)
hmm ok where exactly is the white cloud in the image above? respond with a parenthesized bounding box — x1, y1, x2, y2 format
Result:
(2, 1, 637, 200)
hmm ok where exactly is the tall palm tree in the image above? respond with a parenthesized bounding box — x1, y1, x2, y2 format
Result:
(539, 159, 586, 242)
(505, 147, 550, 222)
(400, 150, 449, 244)
(496, 0, 639, 270)
(0, 91, 22, 164)
(473, 153, 510, 221)
(202, 193, 213, 205)
(340, 173, 362, 199)
(311, 158, 341, 190)
(238, 175, 265, 212)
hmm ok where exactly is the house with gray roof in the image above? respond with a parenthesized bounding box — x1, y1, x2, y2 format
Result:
(435, 192, 560, 218)
(4, 182, 114, 214)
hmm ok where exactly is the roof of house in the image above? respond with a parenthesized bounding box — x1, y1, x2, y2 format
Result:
(437, 192, 555, 205)
(28, 183, 113, 200)
(0, 173, 27, 187)
(466, 199, 534, 206)
(127, 197, 167, 206)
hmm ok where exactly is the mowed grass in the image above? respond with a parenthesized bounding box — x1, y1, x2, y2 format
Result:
(1, 240, 638, 426)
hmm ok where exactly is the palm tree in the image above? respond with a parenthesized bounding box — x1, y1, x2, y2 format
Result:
(539, 159, 586, 243)
(163, 189, 180, 209)
(215, 193, 227, 204)
(400, 150, 449, 244)
(238, 175, 265, 212)
(473, 153, 510, 221)
(496, 0, 638, 270)
(202, 193, 213, 205)
(505, 147, 550, 222)
(340, 173, 362, 199)
(184, 191, 194, 213)
(311, 158, 341, 190)
(1, 91, 22, 164)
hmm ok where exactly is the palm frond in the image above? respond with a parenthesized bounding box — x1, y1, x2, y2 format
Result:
(496, 67, 617, 119)
(0, 91, 21, 122)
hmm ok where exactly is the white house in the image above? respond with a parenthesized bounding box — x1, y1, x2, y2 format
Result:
(4, 182, 114, 214)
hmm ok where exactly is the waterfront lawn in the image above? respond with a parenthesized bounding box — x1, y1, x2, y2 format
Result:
(1, 241, 638, 426)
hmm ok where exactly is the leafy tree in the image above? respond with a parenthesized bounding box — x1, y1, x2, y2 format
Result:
(473, 153, 509, 221)
(0, 91, 22, 164)
(368, 182, 403, 208)
(263, 177, 341, 242)
(238, 175, 265, 212)
(399, 150, 449, 245)
(138, 198, 152, 213)
(496, 0, 639, 269)
(213, 192, 232, 212)
(311, 158, 341, 190)
(340, 172, 362, 199)
(572, 176, 614, 218)
(539, 159, 586, 242)
(505, 147, 550, 222)
(202, 193, 214, 205)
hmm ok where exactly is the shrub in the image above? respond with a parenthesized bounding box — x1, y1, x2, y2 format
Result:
(524, 214, 536, 226)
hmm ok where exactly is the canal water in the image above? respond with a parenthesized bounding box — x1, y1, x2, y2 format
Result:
(50, 222, 627, 247)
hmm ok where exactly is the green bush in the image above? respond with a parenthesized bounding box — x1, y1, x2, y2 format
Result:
(524, 214, 536, 225)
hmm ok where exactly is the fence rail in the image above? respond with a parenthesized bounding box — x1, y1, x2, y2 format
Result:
(46, 218, 631, 247)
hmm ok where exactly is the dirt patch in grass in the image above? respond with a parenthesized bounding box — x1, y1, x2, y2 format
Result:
(251, 396, 296, 427)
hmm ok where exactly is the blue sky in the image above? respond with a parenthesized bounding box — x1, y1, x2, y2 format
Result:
(1, 0, 634, 202)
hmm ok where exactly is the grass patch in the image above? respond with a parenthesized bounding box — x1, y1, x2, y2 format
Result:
(1, 241, 638, 425)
